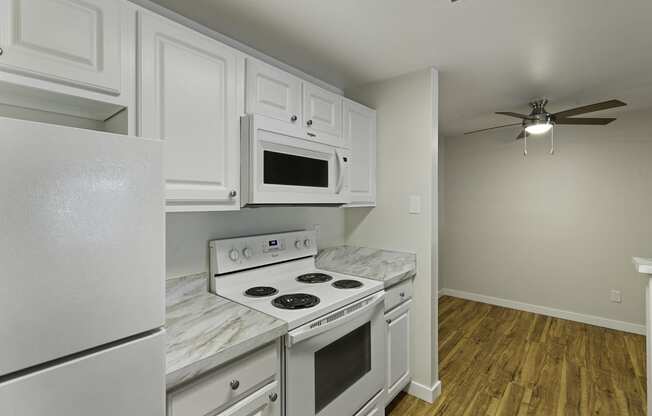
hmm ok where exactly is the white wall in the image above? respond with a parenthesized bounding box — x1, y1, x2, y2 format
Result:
(441, 108, 652, 327)
(345, 68, 439, 392)
(166, 207, 346, 278)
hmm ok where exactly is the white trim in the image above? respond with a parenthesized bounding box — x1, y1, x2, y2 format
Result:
(406, 380, 442, 404)
(128, 0, 343, 95)
(439, 288, 646, 335)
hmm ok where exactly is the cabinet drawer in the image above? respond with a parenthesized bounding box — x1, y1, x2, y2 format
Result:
(217, 381, 280, 416)
(168, 343, 278, 416)
(384, 279, 413, 312)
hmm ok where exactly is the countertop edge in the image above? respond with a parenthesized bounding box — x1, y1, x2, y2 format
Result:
(166, 319, 287, 390)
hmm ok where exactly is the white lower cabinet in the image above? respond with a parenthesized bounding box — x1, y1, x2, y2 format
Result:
(139, 10, 243, 212)
(384, 280, 413, 405)
(167, 342, 280, 416)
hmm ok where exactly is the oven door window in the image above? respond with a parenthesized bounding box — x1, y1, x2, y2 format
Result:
(314, 323, 371, 413)
(263, 150, 329, 188)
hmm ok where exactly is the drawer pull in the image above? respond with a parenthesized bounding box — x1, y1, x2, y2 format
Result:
(307, 119, 313, 126)
(0, 47, 3, 56)
(230, 379, 240, 390)
(307, 132, 316, 137)
(400, 292, 405, 298)
(386, 319, 392, 324)
(269, 392, 278, 402)
(290, 115, 298, 122)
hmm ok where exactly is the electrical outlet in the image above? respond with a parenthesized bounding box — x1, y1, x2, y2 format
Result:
(610, 290, 622, 303)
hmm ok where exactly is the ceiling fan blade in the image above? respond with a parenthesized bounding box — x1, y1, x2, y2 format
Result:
(464, 122, 522, 135)
(555, 117, 617, 125)
(553, 99, 626, 118)
(496, 111, 534, 120)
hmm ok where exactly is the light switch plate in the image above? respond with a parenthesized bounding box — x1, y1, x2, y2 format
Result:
(409, 195, 421, 214)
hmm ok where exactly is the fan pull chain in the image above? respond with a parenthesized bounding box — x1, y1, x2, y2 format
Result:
(549, 126, 555, 155)
(523, 130, 528, 156)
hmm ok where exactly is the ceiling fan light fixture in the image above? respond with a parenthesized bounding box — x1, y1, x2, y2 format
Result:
(525, 121, 553, 135)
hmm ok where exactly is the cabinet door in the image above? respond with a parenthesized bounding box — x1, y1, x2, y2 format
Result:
(246, 58, 301, 127)
(139, 11, 241, 212)
(386, 301, 411, 403)
(0, 0, 122, 95)
(303, 81, 343, 147)
(343, 99, 376, 206)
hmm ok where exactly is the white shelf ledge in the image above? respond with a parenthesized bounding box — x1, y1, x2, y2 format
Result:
(633, 257, 652, 274)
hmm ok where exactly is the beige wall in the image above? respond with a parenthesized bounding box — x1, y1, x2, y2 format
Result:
(345, 68, 439, 389)
(166, 207, 346, 278)
(441, 108, 652, 326)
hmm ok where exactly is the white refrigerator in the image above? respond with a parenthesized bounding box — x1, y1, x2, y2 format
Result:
(0, 117, 165, 415)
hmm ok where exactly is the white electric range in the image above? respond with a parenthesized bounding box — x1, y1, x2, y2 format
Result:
(209, 230, 386, 416)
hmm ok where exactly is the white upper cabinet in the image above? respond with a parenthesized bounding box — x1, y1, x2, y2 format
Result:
(343, 99, 376, 206)
(139, 11, 242, 212)
(246, 58, 301, 128)
(0, 0, 122, 95)
(303, 81, 343, 147)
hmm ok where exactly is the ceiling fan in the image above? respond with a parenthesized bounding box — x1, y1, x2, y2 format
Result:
(465, 98, 627, 154)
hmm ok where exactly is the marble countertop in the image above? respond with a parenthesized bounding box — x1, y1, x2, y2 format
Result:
(316, 245, 416, 288)
(165, 273, 287, 390)
(634, 257, 652, 274)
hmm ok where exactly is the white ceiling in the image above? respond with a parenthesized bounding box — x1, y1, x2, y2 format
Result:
(149, 0, 652, 136)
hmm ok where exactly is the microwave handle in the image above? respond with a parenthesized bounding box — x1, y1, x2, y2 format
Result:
(286, 291, 385, 347)
(335, 149, 345, 194)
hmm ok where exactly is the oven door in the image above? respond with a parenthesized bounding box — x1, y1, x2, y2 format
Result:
(242, 115, 350, 205)
(284, 291, 385, 416)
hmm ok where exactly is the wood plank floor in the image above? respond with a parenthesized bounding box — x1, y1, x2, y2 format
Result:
(387, 296, 647, 416)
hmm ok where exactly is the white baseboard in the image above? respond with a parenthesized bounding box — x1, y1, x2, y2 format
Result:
(406, 380, 442, 404)
(439, 288, 646, 335)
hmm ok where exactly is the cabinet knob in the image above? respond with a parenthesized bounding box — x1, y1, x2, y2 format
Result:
(400, 292, 405, 298)
(290, 115, 298, 122)
(386, 319, 392, 324)
(230, 379, 240, 390)
(229, 190, 237, 198)
(269, 392, 278, 402)
(306, 119, 313, 126)
(0, 47, 3, 56)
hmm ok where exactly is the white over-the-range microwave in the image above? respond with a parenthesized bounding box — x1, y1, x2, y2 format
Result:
(240, 114, 351, 206)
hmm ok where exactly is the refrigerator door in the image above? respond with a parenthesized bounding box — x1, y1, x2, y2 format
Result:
(0, 330, 165, 415)
(0, 117, 164, 376)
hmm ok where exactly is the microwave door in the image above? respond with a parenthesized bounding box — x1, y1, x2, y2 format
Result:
(249, 124, 346, 204)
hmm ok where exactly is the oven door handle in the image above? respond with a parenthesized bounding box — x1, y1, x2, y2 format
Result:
(286, 291, 385, 347)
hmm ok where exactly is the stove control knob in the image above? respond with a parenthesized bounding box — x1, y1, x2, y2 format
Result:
(304, 239, 312, 248)
(228, 249, 239, 262)
(295, 240, 302, 249)
(242, 247, 253, 259)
